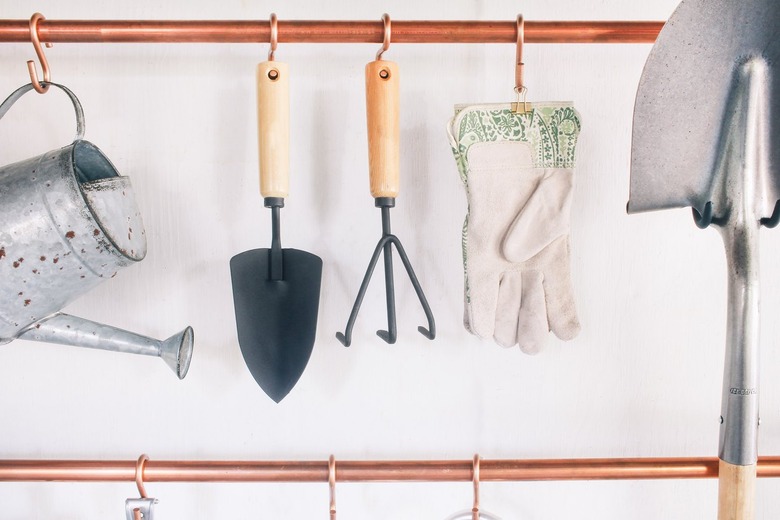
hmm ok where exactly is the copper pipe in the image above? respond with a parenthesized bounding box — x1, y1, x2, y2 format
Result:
(1, 457, 779, 483)
(0, 20, 662, 44)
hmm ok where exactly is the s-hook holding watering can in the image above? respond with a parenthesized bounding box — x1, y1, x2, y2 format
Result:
(0, 80, 194, 379)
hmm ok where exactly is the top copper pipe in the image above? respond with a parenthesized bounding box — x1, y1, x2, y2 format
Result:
(1, 457, 780, 483)
(0, 20, 662, 44)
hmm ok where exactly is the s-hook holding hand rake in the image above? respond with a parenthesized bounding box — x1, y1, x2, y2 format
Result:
(336, 14, 435, 347)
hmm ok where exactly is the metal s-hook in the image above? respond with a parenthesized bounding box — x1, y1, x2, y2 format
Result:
(515, 15, 525, 93)
(512, 15, 530, 114)
(376, 13, 391, 61)
(472, 454, 481, 520)
(27, 13, 53, 94)
(268, 13, 278, 62)
(329, 455, 337, 520)
(125, 454, 158, 520)
(135, 454, 149, 499)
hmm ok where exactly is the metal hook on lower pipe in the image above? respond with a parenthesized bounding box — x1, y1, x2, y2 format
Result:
(329, 455, 337, 520)
(126, 455, 158, 520)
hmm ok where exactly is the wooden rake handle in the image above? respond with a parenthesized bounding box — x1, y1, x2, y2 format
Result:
(365, 59, 400, 199)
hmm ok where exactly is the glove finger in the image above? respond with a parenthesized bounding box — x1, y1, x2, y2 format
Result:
(515, 270, 548, 355)
(502, 169, 574, 263)
(539, 236, 581, 341)
(493, 270, 523, 348)
(466, 269, 501, 339)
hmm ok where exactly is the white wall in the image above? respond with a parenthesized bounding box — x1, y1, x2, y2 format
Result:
(1, 1, 779, 519)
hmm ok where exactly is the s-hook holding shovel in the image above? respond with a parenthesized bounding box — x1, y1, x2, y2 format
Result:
(336, 14, 435, 347)
(628, 1, 780, 518)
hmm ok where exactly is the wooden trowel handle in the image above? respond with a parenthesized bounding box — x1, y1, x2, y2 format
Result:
(257, 61, 289, 199)
(718, 460, 756, 520)
(365, 60, 399, 199)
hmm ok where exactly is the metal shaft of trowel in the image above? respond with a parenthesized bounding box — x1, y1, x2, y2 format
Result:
(378, 197, 398, 344)
(265, 197, 285, 281)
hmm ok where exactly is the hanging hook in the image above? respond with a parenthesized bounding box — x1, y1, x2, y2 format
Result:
(125, 454, 158, 520)
(376, 13, 391, 61)
(135, 454, 150, 499)
(513, 15, 529, 114)
(128, 454, 151, 520)
(329, 455, 337, 520)
(472, 454, 481, 520)
(268, 13, 278, 62)
(515, 15, 525, 92)
(27, 12, 53, 94)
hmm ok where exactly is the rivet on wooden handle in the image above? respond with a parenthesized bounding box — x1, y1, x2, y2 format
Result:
(718, 460, 756, 520)
(365, 60, 400, 199)
(257, 60, 289, 199)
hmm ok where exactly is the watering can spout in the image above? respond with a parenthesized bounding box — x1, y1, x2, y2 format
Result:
(17, 313, 194, 379)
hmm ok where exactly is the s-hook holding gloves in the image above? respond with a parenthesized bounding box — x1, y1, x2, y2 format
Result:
(448, 104, 581, 353)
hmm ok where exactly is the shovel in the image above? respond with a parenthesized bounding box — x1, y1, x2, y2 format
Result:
(628, 0, 780, 518)
(230, 59, 323, 403)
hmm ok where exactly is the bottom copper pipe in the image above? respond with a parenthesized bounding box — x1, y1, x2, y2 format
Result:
(1, 457, 779, 483)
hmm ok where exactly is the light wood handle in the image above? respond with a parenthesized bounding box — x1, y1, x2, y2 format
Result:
(365, 60, 399, 199)
(718, 460, 756, 520)
(256, 61, 289, 198)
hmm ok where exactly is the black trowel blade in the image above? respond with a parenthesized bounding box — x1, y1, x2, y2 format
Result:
(230, 247, 322, 402)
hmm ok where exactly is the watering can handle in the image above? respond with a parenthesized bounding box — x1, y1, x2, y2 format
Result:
(0, 82, 86, 142)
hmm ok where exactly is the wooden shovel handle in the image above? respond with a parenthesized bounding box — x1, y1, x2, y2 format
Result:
(365, 60, 399, 199)
(718, 460, 756, 520)
(256, 61, 289, 199)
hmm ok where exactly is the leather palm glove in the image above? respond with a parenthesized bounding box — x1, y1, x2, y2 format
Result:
(447, 103, 582, 353)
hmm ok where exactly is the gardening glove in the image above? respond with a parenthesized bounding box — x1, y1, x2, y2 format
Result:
(447, 103, 582, 353)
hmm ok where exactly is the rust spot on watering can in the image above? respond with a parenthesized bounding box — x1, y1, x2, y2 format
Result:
(0, 247, 5, 259)
(65, 231, 75, 239)
(39, 256, 46, 261)
(23, 299, 31, 306)
(93, 229, 100, 236)
(53, 257, 59, 264)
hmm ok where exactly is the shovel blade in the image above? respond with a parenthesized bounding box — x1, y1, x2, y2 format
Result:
(628, 0, 780, 218)
(230, 247, 322, 402)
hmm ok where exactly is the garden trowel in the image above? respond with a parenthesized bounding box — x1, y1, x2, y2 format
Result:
(230, 60, 322, 403)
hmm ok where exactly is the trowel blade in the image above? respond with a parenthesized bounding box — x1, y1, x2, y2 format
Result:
(230, 247, 322, 403)
(628, 0, 780, 218)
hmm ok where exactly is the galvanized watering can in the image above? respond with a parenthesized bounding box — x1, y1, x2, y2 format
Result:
(0, 82, 193, 379)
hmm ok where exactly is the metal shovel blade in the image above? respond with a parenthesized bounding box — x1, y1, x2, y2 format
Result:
(230, 248, 322, 403)
(628, 0, 780, 217)
(628, 1, 780, 518)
